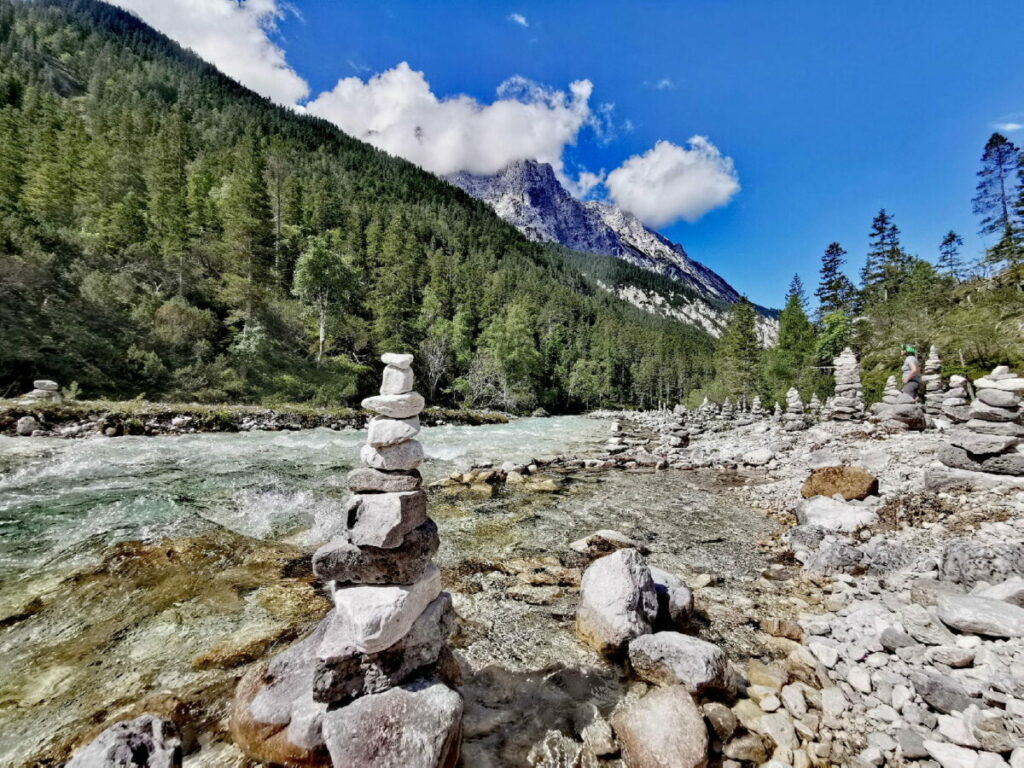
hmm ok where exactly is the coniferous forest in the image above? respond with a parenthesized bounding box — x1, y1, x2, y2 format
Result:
(0, 0, 716, 412)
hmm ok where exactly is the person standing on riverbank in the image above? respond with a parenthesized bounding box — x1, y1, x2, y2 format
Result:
(900, 345, 922, 398)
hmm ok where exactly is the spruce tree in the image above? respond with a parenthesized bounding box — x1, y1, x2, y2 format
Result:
(716, 298, 764, 401)
(937, 230, 966, 281)
(768, 275, 817, 401)
(816, 242, 855, 318)
(973, 133, 1023, 273)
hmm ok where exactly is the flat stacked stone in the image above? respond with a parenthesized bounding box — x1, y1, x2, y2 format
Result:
(881, 376, 901, 405)
(942, 375, 971, 423)
(231, 353, 462, 768)
(772, 403, 782, 422)
(921, 346, 945, 415)
(937, 366, 1024, 479)
(829, 347, 865, 421)
(807, 393, 822, 423)
(20, 379, 63, 404)
(750, 396, 766, 419)
(870, 373, 926, 431)
(781, 388, 808, 432)
(719, 398, 735, 421)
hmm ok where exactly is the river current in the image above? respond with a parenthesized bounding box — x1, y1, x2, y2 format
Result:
(0, 416, 779, 766)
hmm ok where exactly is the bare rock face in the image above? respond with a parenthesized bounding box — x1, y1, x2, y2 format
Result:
(610, 685, 709, 768)
(576, 548, 658, 654)
(67, 715, 183, 768)
(801, 466, 879, 501)
(320, 680, 463, 768)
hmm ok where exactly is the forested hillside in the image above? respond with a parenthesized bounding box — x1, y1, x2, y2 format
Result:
(0, 0, 715, 412)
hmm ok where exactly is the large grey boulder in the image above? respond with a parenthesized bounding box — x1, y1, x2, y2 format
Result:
(16, 416, 38, 436)
(313, 593, 455, 704)
(67, 715, 182, 768)
(948, 430, 1020, 456)
(795, 496, 877, 532)
(610, 685, 709, 768)
(314, 519, 439, 584)
(321, 679, 463, 768)
(974, 577, 1024, 607)
(909, 671, 973, 714)
(361, 440, 425, 471)
(940, 445, 1024, 476)
(937, 594, 1024, 638)
(346, 490, 428, 548)
(627, 632, 728, 692)
(576, 548, 658, 654)
(941, 540, 1024, 588)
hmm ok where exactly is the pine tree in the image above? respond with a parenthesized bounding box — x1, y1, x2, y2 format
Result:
(292, 233, 356, 363)
(860, 209, 908, 305)
(937, 230, 966, 281)
(816, 242, 855, 318)
(767, 276, 817, 401)
(146, 112, 189, 293)
(0, 105, 24, 211)
(716, 298, 764, 401)
(973, 133, 1023, 273)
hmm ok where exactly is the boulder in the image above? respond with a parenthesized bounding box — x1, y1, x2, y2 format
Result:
(939, 445, 1024, 476)
(347, 468, 422, 493)
(627, 632, 728, 692)
(362, 393, 426, 420)
(948, 430, 1020, 456)
(367, 417, 420, 448)
(801, 466, 879, 500)
(313, 593, 454, 704)
(320, 680, 462, 768)
(794, 496, 877, 532)
(360, 440, 425, 471)
(322, 564, 442, 656)
(941, 540, 1024, 588)
(964, 419, 1024, 437)
(313, 519, 439, 584)
(649, 566, 694, 629)
(937, 594, 1024, 638)
(569, 529, 650, 558)
(347, 490, 428, 548)
(16, 415, 38, 436)
(909, 671, 973, 714)
(610, 685, 708, 768)
(575, 548, 658, 654)
(974, 577, 1024, 607)
(743, 447, 774, 467)
(67, 715, 182, 768)
(967, 401, 1019, 422)
(380, 365, 414, 396)
(977, 388, 1021, 409)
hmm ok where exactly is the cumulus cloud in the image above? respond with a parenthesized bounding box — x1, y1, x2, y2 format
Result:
(107, 0, 309, 106)
(605, 138, 740, 227)
(644, 78, 676, 91)
(995, 122, 1023, 132)
(508, 12, 529, 27)
(305, 62, 599, 181)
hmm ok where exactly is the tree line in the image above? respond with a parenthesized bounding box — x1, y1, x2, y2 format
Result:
(705, 131, 1024, 409)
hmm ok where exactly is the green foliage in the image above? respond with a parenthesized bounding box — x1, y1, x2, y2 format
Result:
(0, 0, 720, 411)
(713, 298, 764, 402)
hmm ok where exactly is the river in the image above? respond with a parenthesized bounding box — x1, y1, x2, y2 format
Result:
(0, 416, 780, 766)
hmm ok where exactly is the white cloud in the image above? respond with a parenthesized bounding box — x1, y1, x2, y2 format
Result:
(305, 62, 599, 182)
(995, 122, 1023, 132)
(107, 0, 309, 106)
(605, 138, 740, 226)
(508, 13, 529, 27)
(644, 78, 676, 91)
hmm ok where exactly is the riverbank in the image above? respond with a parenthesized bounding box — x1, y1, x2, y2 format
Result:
(0, 399, 508, 438)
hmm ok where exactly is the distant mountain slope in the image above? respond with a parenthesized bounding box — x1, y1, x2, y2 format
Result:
(446, 160, 777, 343)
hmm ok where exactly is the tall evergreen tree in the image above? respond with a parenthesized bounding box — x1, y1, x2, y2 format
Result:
(816, 242, 856, 318)
(146, 112, 189, 293)
(937, 230, 966, 281)
(292, 233, 356, 363)
(973, 133, 1023, 273)
(860, 209, 908, 304)
(767, 275, 817, 401)
(716, 298, 764, 401)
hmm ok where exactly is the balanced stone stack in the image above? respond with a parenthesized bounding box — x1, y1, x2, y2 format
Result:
(20, 379, 62, 404)
(781, 388, 808, 431)
(719, 398, 735, 421)
(231, 353, 462, 768)
(807, 392, 822, 423)
(921, 346, 945, 415)
(750, 396, 766, 419)
(881, 376, 901, 405)
(937, 366, 1024, 480)
(773, 403, 782, 422)
(828, 347, 865, 421)
(942, 375, 971, 423)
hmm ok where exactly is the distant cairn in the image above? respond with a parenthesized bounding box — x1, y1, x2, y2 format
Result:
(828, 347, 865, 421)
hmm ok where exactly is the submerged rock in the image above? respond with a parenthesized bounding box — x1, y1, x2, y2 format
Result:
(569, 530, 650, 558)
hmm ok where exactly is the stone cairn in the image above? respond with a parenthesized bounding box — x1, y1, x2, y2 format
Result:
(942, 374, 971, 423)
(19, 378, 62, 404)
(719, 398, 735, 421)
(772, 402, 783, 421)
(807, 392, 822, 423)
(828, 347, 865, 421)
(921, 345, 945, 415)
(231, 353, 462, 768)
(750, 395, 766, 419)
(937, 365, 1024, 479)
(781, 387, 808, 431)
(880, 375, 901, 405)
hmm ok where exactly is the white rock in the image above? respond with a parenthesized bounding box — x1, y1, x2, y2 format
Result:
(347, 490, 427, 548)
(937, 595, 1024, 638)
(380, 365, 414, 395)
(320, 565, 442, 656)
(380, 352, 414, 369)
(575, 548, 657, 654)
(360, 440, 424, 471)
(366, 416, 420, 448)
(627, 632, 728, 692)
(759, 711, 798, 749)
(974, 577, 1024, 607)
(362, 392, 425, 419)
(795, 496, 877, 532)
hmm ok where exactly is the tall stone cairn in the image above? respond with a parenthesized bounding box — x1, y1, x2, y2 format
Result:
(921, 346, 945, 415)
(20, 379, 62, 404)
(231, 353, 463, 768)
(807, 392, 822, 423)
(750, 395, 766, 419)
(829, 347, 865, 421)
(942, 375, 971, 423)
(881, 376, 901, 405)
(938, 366, 1024, 478)
(773, 402, 783, 421)
(781, 388, 808, 431)
(719, 398, 735, 421)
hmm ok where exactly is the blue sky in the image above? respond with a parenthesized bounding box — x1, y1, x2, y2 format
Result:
(114, 0, 1024, 308)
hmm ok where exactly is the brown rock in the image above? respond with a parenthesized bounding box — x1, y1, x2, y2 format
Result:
(610, 685, 709, 768)
(761, 618, 803, 641)
(801, 466, 879, 501)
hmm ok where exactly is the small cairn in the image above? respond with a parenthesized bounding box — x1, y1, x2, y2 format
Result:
(921, 346, 945, 415)
(781, 388, 808, 431)
(807, 392, 822, 423)
(231, 353, 462, 768)
(828, 347, 865, 421)
(881, 376, 901, 405)
(936, 366, 1024, 478)
(750, 395, 766, 419)
(20, 379, 62, 404)
(719, 398, 735, 421)
(772, 402, 783, 422)
(942, 375, 972, 423)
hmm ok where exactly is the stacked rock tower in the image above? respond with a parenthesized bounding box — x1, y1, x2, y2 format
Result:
(921, 346, 945, 415)
(20, 379, 62, 404)
(232, 353, 462, 768)
(943, 375, 972, 423)
(828, 347, 865, 421)
(781, 388, 808, 431)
